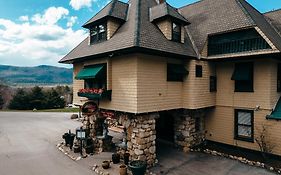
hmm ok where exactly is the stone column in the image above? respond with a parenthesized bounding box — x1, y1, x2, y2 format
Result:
(127, 113, 157, 167)
(174, 110, 206, 153)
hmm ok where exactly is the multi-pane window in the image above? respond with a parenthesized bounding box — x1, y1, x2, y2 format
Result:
(90, 23, 107, 44)
(196, 65, 203, 77)
(172, 22, 181, 42)
(208, 28, 271, 56)
(277, 63, 281, 92)
(231, 62, 254, 92)
(235, 109, 254, 142)
(210, 76, 217, 92)
(167, 63, 188, 82)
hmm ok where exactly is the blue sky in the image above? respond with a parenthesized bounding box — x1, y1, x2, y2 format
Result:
(0, 0, 280, 67)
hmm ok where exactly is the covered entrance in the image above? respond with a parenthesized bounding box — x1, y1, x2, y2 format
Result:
(156, 111, 175, 143)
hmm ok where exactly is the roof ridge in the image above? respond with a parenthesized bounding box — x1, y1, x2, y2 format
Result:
(166, 2, 188, 22)
(264, 8, 281, 15)
(235, 0, 255, 25)
(134, 0, 141, 46)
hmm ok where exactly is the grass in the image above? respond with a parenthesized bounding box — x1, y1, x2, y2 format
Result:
(1, 108, 80, 113)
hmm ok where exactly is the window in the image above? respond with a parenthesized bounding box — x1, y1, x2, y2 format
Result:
(90, 23, 107, 44)
(167, 63, 188, 82)
(172, 22, 181, 42)
(231, 62, 254, 92)
(81, 64, 107, 89)
(210, 76, 217, 92)
(208, 28, 271, 56)
(196, 65, 203, 77)
(277, 63, 281, 92)
(234, 109, 254, 142)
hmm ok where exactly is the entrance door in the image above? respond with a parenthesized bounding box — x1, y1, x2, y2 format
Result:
(156, 111, 175, 143)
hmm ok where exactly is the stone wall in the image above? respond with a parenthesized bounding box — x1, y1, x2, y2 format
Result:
(174, 109, 206, 152)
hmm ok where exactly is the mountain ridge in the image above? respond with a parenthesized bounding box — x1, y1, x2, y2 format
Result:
(0, 65, 73, 86)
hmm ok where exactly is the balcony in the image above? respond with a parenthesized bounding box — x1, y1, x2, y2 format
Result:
(78, 88, 112, 100)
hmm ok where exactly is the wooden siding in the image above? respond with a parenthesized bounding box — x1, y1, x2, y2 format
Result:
(156, 20, 185, 43)
(183, 60, 216, 109)
(156, 20, 172, 40)
(72, 55, 138, 113)
(206, 59, 281, 156)
(73, 62, 86, 105)
(206, 106, 281, 156)
(136, 55, 183, 113)
(107, 19, 120, 40)
(216, 60, 273, 110)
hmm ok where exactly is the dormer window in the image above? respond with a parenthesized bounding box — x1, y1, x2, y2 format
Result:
(172, 22, 181, 42)
(90, 23, 107, 44)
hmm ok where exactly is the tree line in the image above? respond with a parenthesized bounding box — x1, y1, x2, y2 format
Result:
(5, 86, 70, 110)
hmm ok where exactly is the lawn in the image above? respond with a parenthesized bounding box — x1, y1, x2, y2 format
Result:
(1, 108, 80, 113)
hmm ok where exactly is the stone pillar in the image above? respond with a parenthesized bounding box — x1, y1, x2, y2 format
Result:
(127, 113, 157, 167)
(174, 110, 206, 153)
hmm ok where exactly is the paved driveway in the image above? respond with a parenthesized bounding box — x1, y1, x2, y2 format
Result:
(0, 112, 92, 175)
(151, 142, 275, 175)
(0, 112, 275, 175)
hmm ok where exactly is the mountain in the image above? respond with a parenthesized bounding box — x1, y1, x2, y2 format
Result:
(0, 65, 73, 86)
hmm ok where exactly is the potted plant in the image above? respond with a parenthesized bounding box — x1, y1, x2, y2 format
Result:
(73, 144, 80, 153)
(102, 160, 110, 169)
(128, 160, 147, 175)
(112, 153, 120, 164)
(119, 164, 127, 175)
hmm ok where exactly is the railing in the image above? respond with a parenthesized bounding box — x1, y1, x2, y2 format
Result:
(208, 37, 271, 56)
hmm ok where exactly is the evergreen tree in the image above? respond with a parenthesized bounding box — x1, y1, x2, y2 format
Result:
(29, 86, 45, 110)
(0, 93, 4, 109)
(9, 89, 30, 110)
(45, 89, 65, 109)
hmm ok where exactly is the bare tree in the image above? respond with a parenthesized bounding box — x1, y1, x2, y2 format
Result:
(255, 124, 275, 161)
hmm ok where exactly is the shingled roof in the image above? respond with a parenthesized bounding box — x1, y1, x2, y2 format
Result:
(150, 2, 189, 25)
(179, 0, 281, 54)
(60, 0, 197, 63)
(83, 0, 129, 28)
(264, 9, 281, 37)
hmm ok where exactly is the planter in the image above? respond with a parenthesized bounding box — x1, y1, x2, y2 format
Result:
(85, 144, 94, 154)
(62, 133, 76, 149)
(124, 153, 130, 165)
(119, 164, 127, 175)
(102, 161, 110, 169)
(128, 160, 147, 175)
(112, 153, 121, 164)
(73, 144, 80, 153)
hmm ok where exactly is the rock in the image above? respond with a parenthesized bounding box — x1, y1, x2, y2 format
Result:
(270, 167, 274, 171)
(71, 114, 78, 119)
(134, 149, 144, 155)
(149, 146, 156, 154)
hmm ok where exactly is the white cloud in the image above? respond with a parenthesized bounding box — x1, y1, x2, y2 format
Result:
(31, 7, 69, 25)
(19, 15, 29, 22)
(69, 0, 92, 10)
(0, 7, 87, 67)
(67, 16, 78, 27)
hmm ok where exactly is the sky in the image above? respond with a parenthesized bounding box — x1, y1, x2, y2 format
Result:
(0, 0, 280, 68)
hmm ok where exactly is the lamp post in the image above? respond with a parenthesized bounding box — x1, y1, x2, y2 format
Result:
(76, 127, 86, 158)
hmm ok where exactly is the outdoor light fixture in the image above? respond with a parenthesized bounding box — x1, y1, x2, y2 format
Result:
(76, 127, 86, 158)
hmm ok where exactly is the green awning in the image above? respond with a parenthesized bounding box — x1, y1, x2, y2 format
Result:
(231, 63, 253, 81)
(267, 96, 281, 120)
(75, 65, 104, 80)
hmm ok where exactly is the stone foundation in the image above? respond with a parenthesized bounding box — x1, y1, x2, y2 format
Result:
(174, 109, 206, 152)
(126, 114, 157, 167)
